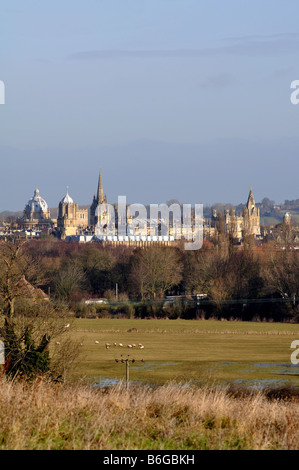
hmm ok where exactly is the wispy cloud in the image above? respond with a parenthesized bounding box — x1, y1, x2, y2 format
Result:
(66, 33, 299, 61)
(200, 74, 233, 89)
(67, 49, 219, 60)
(225, 32, 299, 41)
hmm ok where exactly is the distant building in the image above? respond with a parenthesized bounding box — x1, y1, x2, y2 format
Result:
(19, 188, 52, 229)
(265, 211, 299, 246)
(17, 275, 49, 301)
(16, 174, 262, 246)
(209, 186, 261, 241)
(242, 186, 261, 237)
(56, 188, 88, 239)
(89, 170, 107, 227)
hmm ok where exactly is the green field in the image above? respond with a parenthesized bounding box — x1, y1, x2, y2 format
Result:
(69, 318, 299, 387)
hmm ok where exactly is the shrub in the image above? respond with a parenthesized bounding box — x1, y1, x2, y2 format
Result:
(1, 318, 50, 380)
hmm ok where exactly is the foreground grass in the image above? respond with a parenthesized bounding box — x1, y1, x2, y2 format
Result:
(0, 378, 298, 450)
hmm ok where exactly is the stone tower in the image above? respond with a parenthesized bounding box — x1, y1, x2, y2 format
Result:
(242, 186, 261, 237)
(89, 170, 107, 227)
(57, 188, 88, 238)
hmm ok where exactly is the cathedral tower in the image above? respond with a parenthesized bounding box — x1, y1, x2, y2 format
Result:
(242, 186, 261, 237)
(90, 170, 107, 227)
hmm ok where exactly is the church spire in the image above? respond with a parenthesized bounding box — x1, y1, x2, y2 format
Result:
(97, 170, 104, 204)
(247, 185, 255, 208)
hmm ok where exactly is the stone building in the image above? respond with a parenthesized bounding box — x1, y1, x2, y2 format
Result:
(265, 212, 299, 246)
(89, 170, 107, 227)
(56, 188, 89, 239)
(242, 186, 261, 237)
(19, 188, 52, 229)
(210, 186, 261, 241)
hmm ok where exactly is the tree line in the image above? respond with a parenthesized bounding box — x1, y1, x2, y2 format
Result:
(1, 237, 298, 322)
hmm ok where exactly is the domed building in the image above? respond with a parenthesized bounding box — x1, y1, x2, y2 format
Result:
(20, 188, 52, 229)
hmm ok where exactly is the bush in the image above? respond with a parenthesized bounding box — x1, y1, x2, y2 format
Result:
(0, 299, 81, 382)
(1, 318, 50, 380)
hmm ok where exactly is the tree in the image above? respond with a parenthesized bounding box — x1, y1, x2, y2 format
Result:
(0, 240, 29, 317)
(264, 249, 299, 299)
(70, 245, 117, 296)
(54, 262, 87, 301)
(0, 240, 81, 382)
(129, 246, 183, 299)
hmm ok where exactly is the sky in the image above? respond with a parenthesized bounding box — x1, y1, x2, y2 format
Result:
(1, 0, 299, 211)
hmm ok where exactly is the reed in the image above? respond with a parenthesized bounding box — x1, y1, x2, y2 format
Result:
(0, 377, 298, 450)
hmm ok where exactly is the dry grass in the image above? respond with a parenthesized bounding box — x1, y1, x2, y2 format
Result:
(0, 377, 298, 450)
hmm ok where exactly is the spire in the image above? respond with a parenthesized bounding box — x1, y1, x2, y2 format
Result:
(247, 185, 255, 208)
(97, 170, 104, 204)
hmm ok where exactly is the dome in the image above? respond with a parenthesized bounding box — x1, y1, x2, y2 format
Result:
(25, 188, 49, 214)
(61, 188, 74, 204)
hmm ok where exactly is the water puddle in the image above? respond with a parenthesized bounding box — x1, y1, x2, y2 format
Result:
(253, 363, 299, 375)
(93, 377, 120, 388)
(91, 361, 298, 389)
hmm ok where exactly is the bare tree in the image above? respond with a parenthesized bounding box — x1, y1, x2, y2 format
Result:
(0, 241, 27, 317)
(0, 240, 50, 317)
(129, 246, 183, 299)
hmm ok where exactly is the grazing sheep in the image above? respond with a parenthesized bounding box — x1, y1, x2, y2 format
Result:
(127, 344, 133, 348)
(95, 341, 99, 344)
(105, 343, 111, 349)
(139, 345, 144, 349)
(119, 343, 123, 347)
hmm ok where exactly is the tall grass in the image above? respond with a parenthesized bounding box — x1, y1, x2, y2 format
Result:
(0, 377, 298, 450)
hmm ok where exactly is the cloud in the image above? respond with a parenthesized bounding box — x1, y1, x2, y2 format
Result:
(66, 33, 299, 61)
(66, 49, 219, 60)
(200, 74, 233, 89)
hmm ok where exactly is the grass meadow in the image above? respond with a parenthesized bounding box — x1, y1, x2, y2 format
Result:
(69, 318, 299, 387)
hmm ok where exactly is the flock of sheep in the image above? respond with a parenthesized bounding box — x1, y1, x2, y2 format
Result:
(97, 342, 145, 349)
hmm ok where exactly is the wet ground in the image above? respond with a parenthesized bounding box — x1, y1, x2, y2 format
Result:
(93, 361, 299, 389)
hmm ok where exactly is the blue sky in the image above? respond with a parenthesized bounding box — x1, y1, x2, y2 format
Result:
(1, 1, 299, 211)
